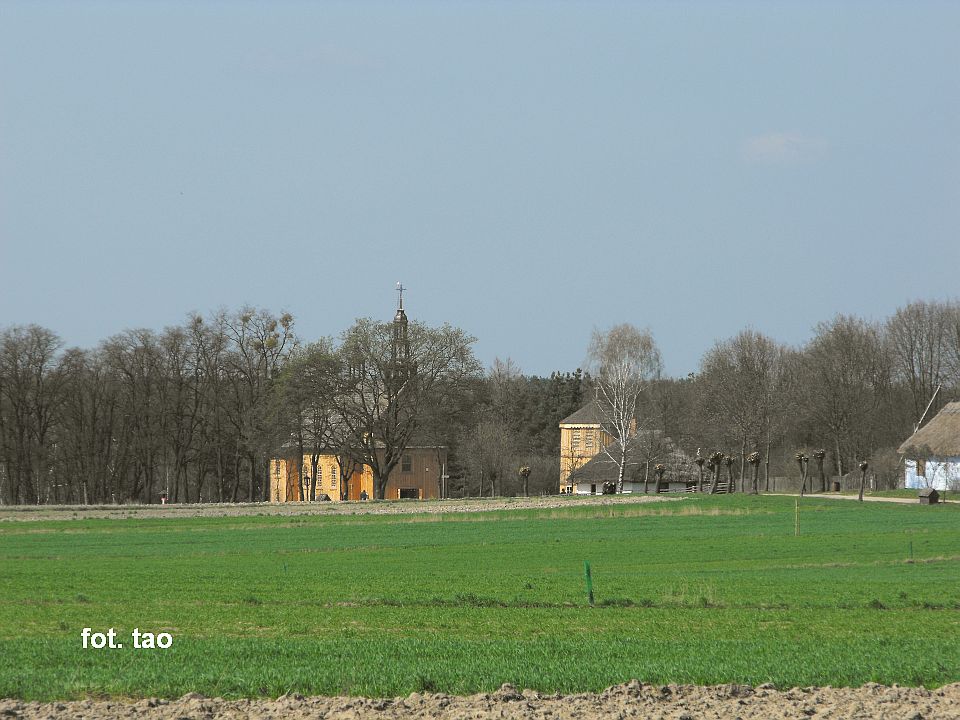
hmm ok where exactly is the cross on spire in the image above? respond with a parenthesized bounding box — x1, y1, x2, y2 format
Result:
(396, 281, 405, 310)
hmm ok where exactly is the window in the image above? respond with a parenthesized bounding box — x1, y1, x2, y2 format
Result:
(317, 466, 322, 484)
(572, 429, 581, 451)
(917, 459, 926, 477)
(330, 466, 337, 488)
(402, 455, 412, 472)
(585, 431, 594, 450)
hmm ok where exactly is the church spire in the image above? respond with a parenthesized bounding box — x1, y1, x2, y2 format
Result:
(391, 282, 411, 378)
(394, 281, 407, 324)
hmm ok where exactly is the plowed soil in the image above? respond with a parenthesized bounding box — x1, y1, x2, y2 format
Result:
(2, 682, 958, 719)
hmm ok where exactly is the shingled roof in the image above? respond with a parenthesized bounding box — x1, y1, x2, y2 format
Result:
(560, 400, 604, 426)
(898, 401, 960, 457)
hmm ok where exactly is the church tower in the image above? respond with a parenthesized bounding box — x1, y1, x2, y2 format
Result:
(390, 282, 413, 385)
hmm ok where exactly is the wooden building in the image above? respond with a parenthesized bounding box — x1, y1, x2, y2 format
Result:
(559, 400, 692, 494)
(559, 400, 615, 492)
(270, 445, 447, 502)
(919, 487, 940, 505)
(898, 401, 960, 491)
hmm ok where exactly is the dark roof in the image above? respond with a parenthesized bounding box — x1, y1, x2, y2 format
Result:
(560, 400, 604, 426)
(898, 401, 960, 457)
(919, 487, 939, 497)
(569, 432, 694, 484)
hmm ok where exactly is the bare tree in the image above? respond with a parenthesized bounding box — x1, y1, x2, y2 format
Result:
(0, 326, 67, 504)
(337, 318, 481, 500)
(798, 316, 889, 479)
(587, 324, 662, 493)
(698, 330, 790, 489)
(886, 300, 956, 420)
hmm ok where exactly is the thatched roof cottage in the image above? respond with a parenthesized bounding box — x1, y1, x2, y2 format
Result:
(897, 401, 960, 491)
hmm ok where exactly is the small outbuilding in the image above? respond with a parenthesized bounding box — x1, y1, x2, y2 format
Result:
(898, 401, 960, 491)
(919, 487, 940, 505)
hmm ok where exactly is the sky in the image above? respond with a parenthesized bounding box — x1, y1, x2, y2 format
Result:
(2, 1, 958, 377)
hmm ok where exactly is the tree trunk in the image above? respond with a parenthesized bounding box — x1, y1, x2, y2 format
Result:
(247, 454, 254, 501)
(739, 437, 746, 492)
(616, 447, 626, 493)
(764, 438, 771, 492)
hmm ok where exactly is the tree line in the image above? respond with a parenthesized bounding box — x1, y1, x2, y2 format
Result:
(458, 299, 960, 496)
(2, 299, 958, 504)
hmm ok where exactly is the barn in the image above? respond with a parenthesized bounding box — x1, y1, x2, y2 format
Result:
(897, 401, 960, 491)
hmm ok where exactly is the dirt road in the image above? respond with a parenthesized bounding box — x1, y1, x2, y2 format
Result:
(0, 493, 681, 522)
(770, 492, 946, 505)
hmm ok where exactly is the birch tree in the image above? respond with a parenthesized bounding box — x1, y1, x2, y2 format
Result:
(587, 324, 662, 493)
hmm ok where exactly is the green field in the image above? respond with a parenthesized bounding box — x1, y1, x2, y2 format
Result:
(0, 495, 958, 699)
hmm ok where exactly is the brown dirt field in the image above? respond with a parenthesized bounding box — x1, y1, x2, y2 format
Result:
(0, 494, 681, 522)
(2, 682, 958, 719)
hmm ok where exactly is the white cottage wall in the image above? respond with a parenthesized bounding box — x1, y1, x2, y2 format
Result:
(904, 458, 960, 490)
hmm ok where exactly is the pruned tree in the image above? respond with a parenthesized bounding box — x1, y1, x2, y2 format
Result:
(695, 450, 705, 493)
(653, 463, 666, 494)
(795, 452, 809, 496)
(709, 451, 724, 494)
(518, 465, 531, 497)
(747, 451, 761, 494)
(813, 448, 827, 492)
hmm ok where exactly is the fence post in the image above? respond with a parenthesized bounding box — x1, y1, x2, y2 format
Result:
(584, 561, 594, 606)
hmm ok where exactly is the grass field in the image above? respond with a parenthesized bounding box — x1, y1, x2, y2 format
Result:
(0, 494, 958, 699)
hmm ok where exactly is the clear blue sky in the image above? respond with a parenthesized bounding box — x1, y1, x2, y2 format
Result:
(2, 1, 958, 376)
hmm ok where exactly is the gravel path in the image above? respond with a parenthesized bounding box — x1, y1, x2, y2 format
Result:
(2, 682, 958, 719)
